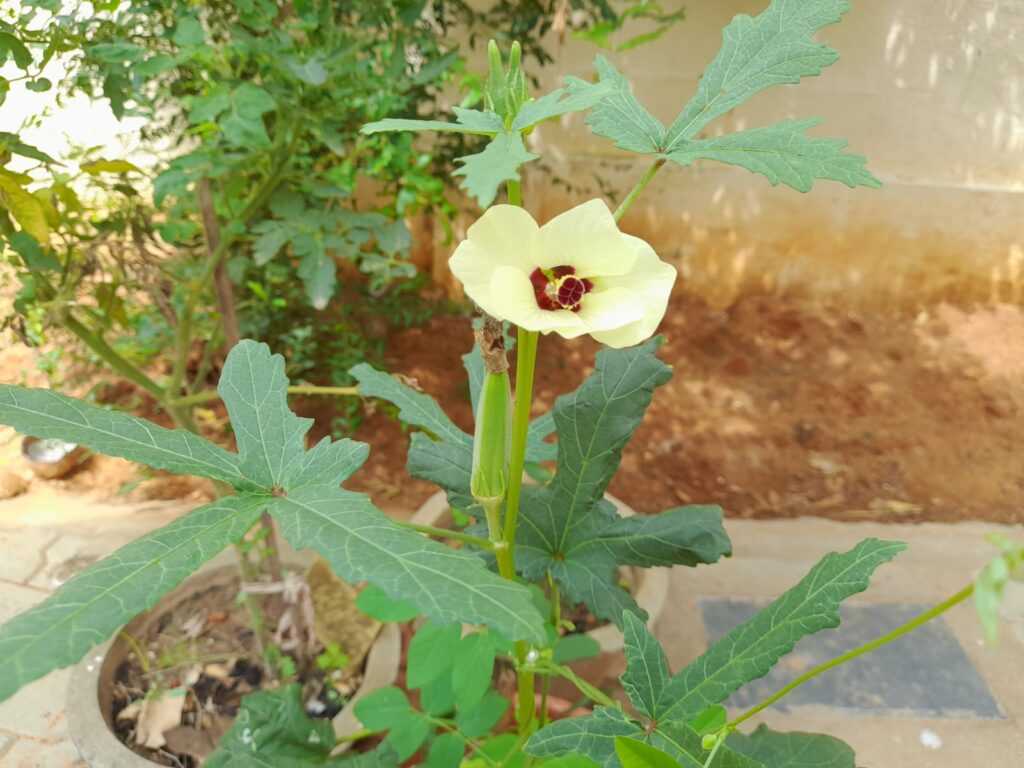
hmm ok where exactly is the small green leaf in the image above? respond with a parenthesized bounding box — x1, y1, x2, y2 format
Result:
(25, 77, 51, 92)
(80, 159, 143, 175)
(426, 733, 465, 768)
(727, 724, 856, 768)
(657, 538, 907, 722)
(666, 119, 880, 191)
(451, 631, 496, 708)
(356, 583, 419, 622)
(621, 611, 670, 718)
(975, 555, 1010, 643)
(355, 686, 413, 730)
(351, 363, 470, 446)
(553, 633, 602, 664)
(688, 706, 727, 736)
(252, 224, 290, 265)
(664, 0, 850, 148)
(354, 687, 428, 762)
(0, 32, 32, 69)
(615, 738, 683, 768)
(526, 707, 644, 766)
(407, 621, 462, 688)
(222, 83, 277, 147)
(287, 57, 328, 85)
(565, 56, 664, 154)
(362, 109, 504, 137)
(294, 233, 336, 310)
(206, 684, 334, 766)
(454, 689, 508, 738)
(173, 15, 205, 47)
(511, 81, 614, 131)
(453, 131, 538, 208)
(0, 170, 49, 242)
(9, 231, 59, 271)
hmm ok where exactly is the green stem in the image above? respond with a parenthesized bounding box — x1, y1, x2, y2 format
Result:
(168, 384, 360, 408)
(548, 663, 618, 708)
(506, 178, 522, 206)
(64, 314, 166, 401)
(729, 584, 975, 729)
(426, 717, 500, 767)
(502, 328, 538, 558)
(538, 573, 561, 728)
(397, 521, 494, 550)
(613, 159, 666, 223)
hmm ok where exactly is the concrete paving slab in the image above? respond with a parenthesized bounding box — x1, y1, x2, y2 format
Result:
(701, 599, 1001, 718)
(0, 670, 71, 742)
(658, 517, 1024, 768)
(0, 532, 55, 585)
(0, 735, 85, 767)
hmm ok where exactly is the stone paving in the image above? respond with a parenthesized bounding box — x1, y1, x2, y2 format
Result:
(1, 488, 1023, 767)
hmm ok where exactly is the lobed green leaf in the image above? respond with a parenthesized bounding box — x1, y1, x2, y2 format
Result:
(666, 119, 880, 192)
(726, 725, 856, 768)
(663, 0, 851, 149)
(0, 495, 265, 702)
(453, 131, 538, 208)
(656, 538, 908, 722)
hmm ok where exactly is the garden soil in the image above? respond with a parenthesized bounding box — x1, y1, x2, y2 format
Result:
(3, 289, 1023, 524)
(340, 290, 1024, 525)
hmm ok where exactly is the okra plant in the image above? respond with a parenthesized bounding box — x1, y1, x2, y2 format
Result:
(0, 1, 1018, 767)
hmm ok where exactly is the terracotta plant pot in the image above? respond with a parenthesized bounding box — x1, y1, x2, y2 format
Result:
(410, 491, 669, 696)
(66, 563, 401, 767)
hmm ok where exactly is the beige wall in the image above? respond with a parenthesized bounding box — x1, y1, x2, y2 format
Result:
(507, 0, 1024, 308)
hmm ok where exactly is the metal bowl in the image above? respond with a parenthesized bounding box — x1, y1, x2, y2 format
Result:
(21, 436, 88, 479)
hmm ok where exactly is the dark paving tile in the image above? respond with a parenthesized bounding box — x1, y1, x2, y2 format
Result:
(699, 598, 1002, 719)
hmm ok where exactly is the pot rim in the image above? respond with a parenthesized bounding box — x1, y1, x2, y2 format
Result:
(66, 562, 401, 767)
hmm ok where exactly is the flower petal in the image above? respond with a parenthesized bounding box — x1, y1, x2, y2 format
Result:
(576, 287, 644, 332)
(534, 199, 637, 277)
(487, 266, 587, 336)
(589, 236, 676, 348)
(449, 205, 539, 305)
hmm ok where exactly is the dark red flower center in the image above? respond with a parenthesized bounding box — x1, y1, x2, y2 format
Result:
(530, 266, 594, 312)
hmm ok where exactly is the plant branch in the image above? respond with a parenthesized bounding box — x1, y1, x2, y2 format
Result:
(63, 314, 166, 401)
(168, 383, 360, 408)
(729, 583, 975, 729)
(613, 158, 666, 223)
(397, 521, 495, 550)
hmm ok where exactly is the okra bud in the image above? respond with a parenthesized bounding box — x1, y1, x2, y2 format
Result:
(471, 369, 512, 514)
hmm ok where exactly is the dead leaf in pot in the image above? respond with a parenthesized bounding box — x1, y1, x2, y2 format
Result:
(135, 689, 187, 749)
(117, 701, 142, 723)
(163, 725, 218, 762)
(203, 662, 230, 680)
(305, 557, 381, 669)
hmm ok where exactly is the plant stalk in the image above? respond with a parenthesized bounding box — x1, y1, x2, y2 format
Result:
(398, 521, 495, 550)
(613, 158, 666, 223)
(729, 583, 975, 729)
(168, 384, 360, 408)
(63, 314, 166, 401)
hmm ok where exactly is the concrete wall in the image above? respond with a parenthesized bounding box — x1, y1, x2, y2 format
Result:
(504, 0, 1024, 308)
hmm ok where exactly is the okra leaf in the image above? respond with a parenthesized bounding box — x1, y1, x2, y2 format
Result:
(0, 386, 251, 489)
(516, 340, 730, 627)
(666, 119, 880, 192)
(657, 538, 907, 722)
(726, 725, 856, 768)
(565, 57, 664, 154)
(664, 0, 851, 148)
(0, 495, 265, 702)
(621, 611, 670, 719)
(453, 131, 539, 208)
(362, 108, 504, 136)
